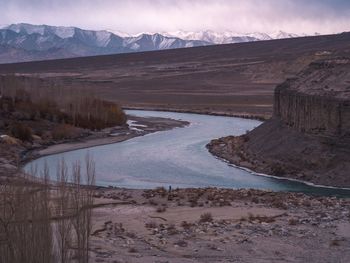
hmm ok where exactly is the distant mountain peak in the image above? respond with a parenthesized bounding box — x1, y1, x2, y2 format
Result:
(0, 23, 323, 64)
(163, 30, 309, 44)
(0, 23, 211, 63)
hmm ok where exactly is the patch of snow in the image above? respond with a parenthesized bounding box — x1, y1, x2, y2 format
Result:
(129, 42, 140, 50)
(108, 29, 131, 38)
(157, 37, 176, 49)
(6, 23, 46, 35)
(127, 120, 147, 132)
(53, 26, 75, 38)
(110, 132, 124, 136)
(271, 30, 300, 39)
(94, 31, 112, 47)
(164, 30, 306, 44)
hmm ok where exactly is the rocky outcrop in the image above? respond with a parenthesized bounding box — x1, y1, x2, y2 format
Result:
(274, 59, 350, 138)
(208, 58, 350, 187)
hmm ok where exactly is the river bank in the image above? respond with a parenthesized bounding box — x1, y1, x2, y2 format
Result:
(26, 115, 189, 159)
(23, 110, 350, 194)
(0, 114, 188, 184)
(2, 111, 350, 262)
(123, 106, 269, 121)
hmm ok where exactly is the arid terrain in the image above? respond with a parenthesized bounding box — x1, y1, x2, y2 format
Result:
(208, 58, 350, 188)
(1, 34, 350, 262)
(1, 33, 350, 119)
(89, 187, 350, 263)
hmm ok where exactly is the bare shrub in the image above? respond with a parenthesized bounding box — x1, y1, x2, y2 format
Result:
(9, 122, 33, 141)
(288, 218, 299, 225)
(199, 212, 213, 223)
(52, 124, 81, 140)
(128, 247, 138, 253)
(149, 199, 158, 206)
(180, 221, 192, 229)
(167, 224, 178, 235)
(330, 239, 341, 246)
(247, 213, 276, 223)
(174, 239, 188, 247)
(145, 221, 158, 229)
(156, 206, 167, 213)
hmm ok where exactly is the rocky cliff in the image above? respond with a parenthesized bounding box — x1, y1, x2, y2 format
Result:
(208, 58, 350, 187)
(274, 59, 350, 138)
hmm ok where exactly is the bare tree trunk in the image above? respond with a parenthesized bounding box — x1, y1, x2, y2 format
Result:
(56, 158, 72, 263)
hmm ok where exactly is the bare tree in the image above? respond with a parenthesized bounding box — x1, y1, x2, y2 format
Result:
(0, 155, 96, 263)
(56, 158, 72, 263)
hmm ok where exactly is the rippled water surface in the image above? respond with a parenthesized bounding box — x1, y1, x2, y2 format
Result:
(24, 110, 350, 196)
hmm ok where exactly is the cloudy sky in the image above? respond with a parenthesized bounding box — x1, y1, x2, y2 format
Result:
(0, 0, 349, 34)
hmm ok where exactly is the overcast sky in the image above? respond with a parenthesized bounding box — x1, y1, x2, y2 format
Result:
(0, 0, 349, 34)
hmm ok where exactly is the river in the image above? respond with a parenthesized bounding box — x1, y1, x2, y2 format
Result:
(24, 110, 350, 196)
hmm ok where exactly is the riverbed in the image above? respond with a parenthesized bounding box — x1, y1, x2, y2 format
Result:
(24, 110, 350, 196)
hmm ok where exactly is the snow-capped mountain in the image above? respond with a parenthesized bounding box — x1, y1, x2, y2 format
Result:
(271, 30, 300, 39)
(0, 23, 315, 63)
(0, 23, 211, 63)
(163, 30, 315, 44)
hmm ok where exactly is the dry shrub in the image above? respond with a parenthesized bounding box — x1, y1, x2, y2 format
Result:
(174, 239, 188, 247)
(156, 206, 167, 213)
(145, 221, 158, 229)
(167, 224, 178, 235)
(128, 247, 138, 253)
(9, 122, 33, 141)
(271, 163, 286, 176)
(247, 213, 276, 223)
(330, 239, 341, 246)
(199, 212, 213, 223)
(154, 187, 167, 198)
(52, 124, 81, 140)
(272, 199, 288, 210)
(180, 221, 193, 229)
(288, 218, 299, 225)
(149, 199, 158, 206)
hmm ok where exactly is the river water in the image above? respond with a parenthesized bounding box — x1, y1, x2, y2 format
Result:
(24, 110, 350, 196)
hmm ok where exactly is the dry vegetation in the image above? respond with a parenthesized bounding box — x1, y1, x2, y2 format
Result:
(0, 75, 126, 140)
(0, 155, 96, 263)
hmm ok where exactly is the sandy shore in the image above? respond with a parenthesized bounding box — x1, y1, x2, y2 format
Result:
(124, 106, 268, 121)
(27, 114, 189, 159)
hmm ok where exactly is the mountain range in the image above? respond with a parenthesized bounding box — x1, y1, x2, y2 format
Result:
(0, 23, 318, 63)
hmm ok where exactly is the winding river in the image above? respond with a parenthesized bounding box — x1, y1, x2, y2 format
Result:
(24, 110, 350, 196)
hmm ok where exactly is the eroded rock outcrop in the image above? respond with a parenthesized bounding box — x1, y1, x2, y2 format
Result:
(208, 58, 350, 187)
(274, 58, 350, 138)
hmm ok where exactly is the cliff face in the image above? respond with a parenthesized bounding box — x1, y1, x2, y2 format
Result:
(274, 59, 350, 139)
(208, 58, 350, 187)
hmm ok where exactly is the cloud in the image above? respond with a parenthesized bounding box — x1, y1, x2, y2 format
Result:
(0, 0, 349, 34)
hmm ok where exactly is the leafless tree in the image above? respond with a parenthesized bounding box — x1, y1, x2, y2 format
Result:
(0, 155, 96, 263)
